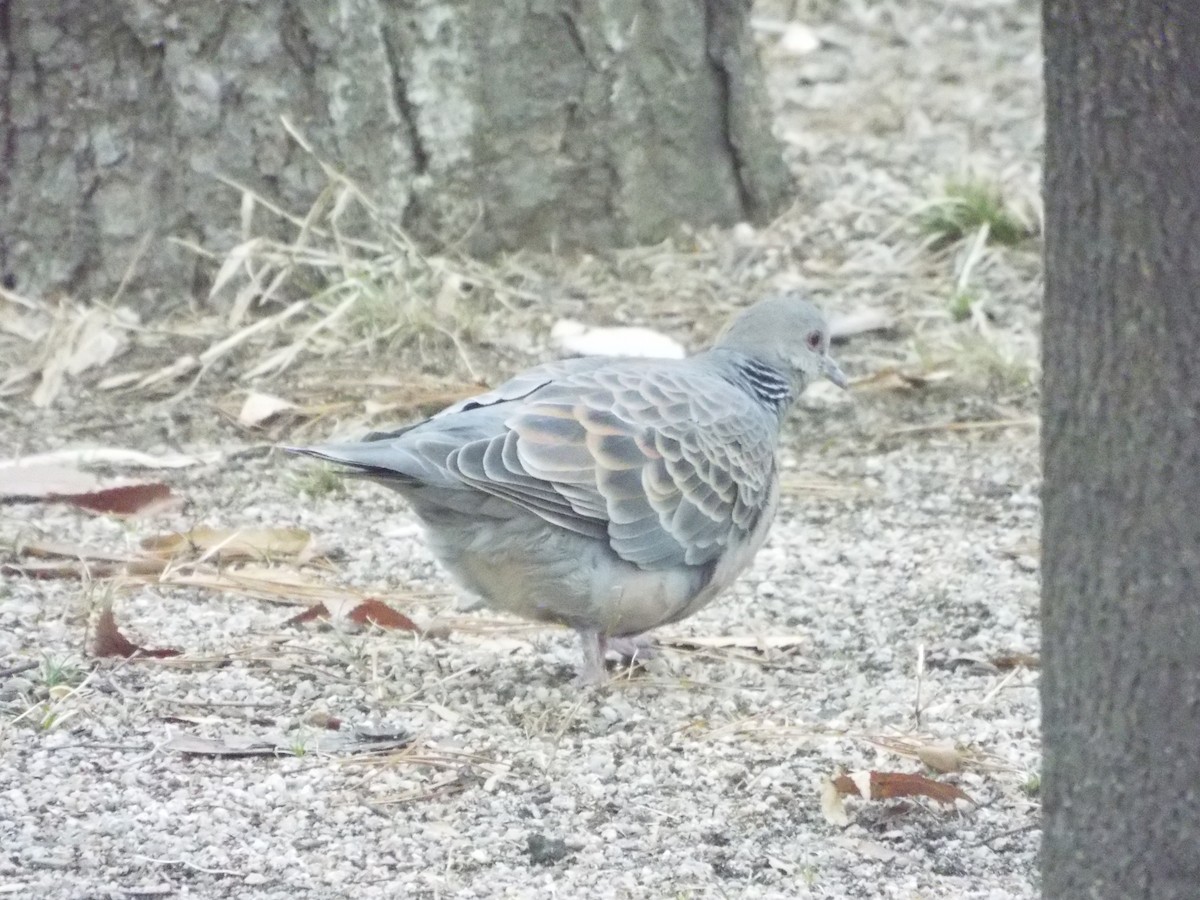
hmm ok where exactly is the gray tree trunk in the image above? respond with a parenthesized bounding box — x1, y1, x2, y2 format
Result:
(0, 0, 791, 309)
(1042, 3, 1200, 898)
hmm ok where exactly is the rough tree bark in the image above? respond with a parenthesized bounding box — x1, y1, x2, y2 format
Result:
(1042, 3, 1200, 898)
(0, 0, 792, 308)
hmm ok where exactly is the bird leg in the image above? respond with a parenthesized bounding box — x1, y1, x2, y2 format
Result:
(575, 630, 609, 685)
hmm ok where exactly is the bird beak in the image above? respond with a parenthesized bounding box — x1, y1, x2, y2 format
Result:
(822, 354, 849, 389)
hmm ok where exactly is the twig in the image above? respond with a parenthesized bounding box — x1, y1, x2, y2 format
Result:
(978, 666, 1025, 707)
(0, 661, 38, 679)
(914, 641, 926, 728)
(131, 855, 243, 878)
(882, 417, 1038, 438)
(969, 822, 1039, 848)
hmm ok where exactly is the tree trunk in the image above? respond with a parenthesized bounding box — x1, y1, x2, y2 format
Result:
(1042, 3, 1200, 898)
(0, 0, 791, 309)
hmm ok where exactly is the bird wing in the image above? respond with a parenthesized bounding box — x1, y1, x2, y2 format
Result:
(295, 360, 779, 571)
(443, 364, 779, 570)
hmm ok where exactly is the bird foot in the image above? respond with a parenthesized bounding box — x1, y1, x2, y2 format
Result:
(572, 631, 657, 685)
(606, 634, 658, 663)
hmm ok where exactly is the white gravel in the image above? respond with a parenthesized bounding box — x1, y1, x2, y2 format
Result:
(1, 417, 1040, 899)
(1, 0, 1043, 896)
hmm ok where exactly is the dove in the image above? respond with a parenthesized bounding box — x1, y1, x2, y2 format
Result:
(289, 293, 847, 682)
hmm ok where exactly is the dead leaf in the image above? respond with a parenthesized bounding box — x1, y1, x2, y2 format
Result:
(141, 526, 314, 561)
(661, 634, 807, 652)
(286, 599, 421, 633)
(851, 367, 955, 393)
(2, 561, 168, 580)
(0, 465, 174, 517)
(991, 652, 1039, 670)
(4, 541, 168, 580)
(93, 604, 182, 659)
(18, 539, 143, 564)
(59, 482, 175, 516)
(1, 560, 129, 579)
(830, 770, 971, 806)
(236, 391, 297, 428)
(347, 599, 420, 631)
(285, 603, 330, 626)
(164, 728, 409, 757)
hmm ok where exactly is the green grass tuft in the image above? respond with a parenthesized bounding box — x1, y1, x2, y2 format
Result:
(919, 179, 1033, 250)
(948, 289, 977, 323)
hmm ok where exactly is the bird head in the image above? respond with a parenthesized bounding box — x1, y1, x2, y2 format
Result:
(715, 293, 848, 391)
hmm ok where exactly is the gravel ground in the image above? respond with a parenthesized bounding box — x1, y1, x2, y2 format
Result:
(1, 1, 1043, 897)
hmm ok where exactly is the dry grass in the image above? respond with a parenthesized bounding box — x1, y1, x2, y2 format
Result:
(0, 3, 1045, 453)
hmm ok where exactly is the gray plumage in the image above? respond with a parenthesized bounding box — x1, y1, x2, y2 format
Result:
(289, 293, 847, 682)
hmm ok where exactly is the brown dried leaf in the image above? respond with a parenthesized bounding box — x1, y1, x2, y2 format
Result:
(285, 603, 330, 626)
(347, 598, 420, 631)
(831, 770, 971, 806)
(991, 652, 1040, 670)
(0, 465, 174, 517)
(59, 482, 175, 516)
(93, 604, 182, 659)
(285, 598, 422, 633)
(141, 525, 314, 561)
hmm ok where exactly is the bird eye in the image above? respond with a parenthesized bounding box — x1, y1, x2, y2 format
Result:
(806, 330, 822, 351)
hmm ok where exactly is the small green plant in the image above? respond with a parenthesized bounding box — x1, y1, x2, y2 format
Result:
(37, 705, 75, 731)
(919, 179, 1033, 250)
(38, 654, 83, 690)
(948, 289, 977, 323)
(291, 463, 346, 498)
(287, 729, 311, 757)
